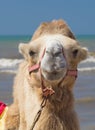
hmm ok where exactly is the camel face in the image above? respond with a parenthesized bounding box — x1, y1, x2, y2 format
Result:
(41, 39, 67, 81)
(19, 34, 88, 82)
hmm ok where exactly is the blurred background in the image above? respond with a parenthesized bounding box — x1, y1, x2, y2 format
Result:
(0, 1, 95, 130)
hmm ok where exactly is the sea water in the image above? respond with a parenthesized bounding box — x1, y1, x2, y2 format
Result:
(0, 35, 95, 130)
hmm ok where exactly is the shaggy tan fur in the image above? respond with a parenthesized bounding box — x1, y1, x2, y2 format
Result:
(32, 19, 76, 40)
(5, 19, 87, 130)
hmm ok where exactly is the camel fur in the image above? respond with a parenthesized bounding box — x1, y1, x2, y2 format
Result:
(5, 19, 88, 130)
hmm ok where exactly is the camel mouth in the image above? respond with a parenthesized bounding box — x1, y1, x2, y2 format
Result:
(42, 69, 67, 81)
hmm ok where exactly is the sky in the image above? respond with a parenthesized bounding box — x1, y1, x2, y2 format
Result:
(0, 0, 95, 35)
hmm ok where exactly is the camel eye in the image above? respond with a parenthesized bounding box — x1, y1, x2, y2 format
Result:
(72, 49, 78, 57)
(29, 50, 36, 56)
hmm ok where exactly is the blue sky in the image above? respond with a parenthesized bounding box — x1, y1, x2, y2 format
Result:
(0, 0, 95, 35)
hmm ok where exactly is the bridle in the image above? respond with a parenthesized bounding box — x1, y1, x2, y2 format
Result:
(28, 47, 77, 130)
(28, 47, 77, 97)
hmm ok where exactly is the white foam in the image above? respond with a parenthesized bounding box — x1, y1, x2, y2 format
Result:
(0, 58, 23, 73)
(0, 56, 95, 73)
(78, 56, 95, 72)
(0, 70, 17, 74)
(0, 58, 23, 68)
(81, 56, 95, 63)
(78, 67, 95, 72)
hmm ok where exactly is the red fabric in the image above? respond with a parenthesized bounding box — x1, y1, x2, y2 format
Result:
(0, 101, 6, 115)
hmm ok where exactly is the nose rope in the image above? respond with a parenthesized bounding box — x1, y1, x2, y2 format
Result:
(28, 47, 77, 97)
(39, 67, 55, 97)
(28, 48, 46, 74)
(28, 48, 55, 97)
(62, 48, 77, 78)
(28, 47, 77, 130)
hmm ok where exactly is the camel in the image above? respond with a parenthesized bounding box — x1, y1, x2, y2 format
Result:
(5, 19, 88, 130)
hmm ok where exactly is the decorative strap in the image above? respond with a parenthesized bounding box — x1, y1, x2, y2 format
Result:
(67, 70, 77, 78)
(28, 64, 40, 74)
(28, 47, 78, 98)
(42, 88, 55, 97)
(30, 97, 47, 130)
(28, 48, 46, 74)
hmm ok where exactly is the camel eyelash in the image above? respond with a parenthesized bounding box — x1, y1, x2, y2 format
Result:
(29, 50, 36, 56)
(72, 49, 79, 57)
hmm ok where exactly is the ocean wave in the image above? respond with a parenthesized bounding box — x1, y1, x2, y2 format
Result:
(78, 56, 95, 72)
(0, 70, 17, 74)
(78, 67, 95, 72)
(0, 57, 95, 73)
(81, 56, 95, 63)
(1, 67, 95, 74)
(0, 58, 23, 74)
(0, 58, 23, 68)
(76, 97, 95, 103)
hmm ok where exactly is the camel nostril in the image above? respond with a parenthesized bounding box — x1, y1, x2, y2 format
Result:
(54, 51, 62, 57)
(53, 63, 66, 71)
(51, 71, 57, 75)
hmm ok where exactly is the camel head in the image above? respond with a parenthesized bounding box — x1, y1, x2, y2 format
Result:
(19, 34, 88, 84)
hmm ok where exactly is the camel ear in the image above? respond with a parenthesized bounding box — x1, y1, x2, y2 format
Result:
(79, 47, 88, 62)
(19, 43, 29, 60)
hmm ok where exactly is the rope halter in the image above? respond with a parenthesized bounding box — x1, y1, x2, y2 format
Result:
(28, 47, 77, 97)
